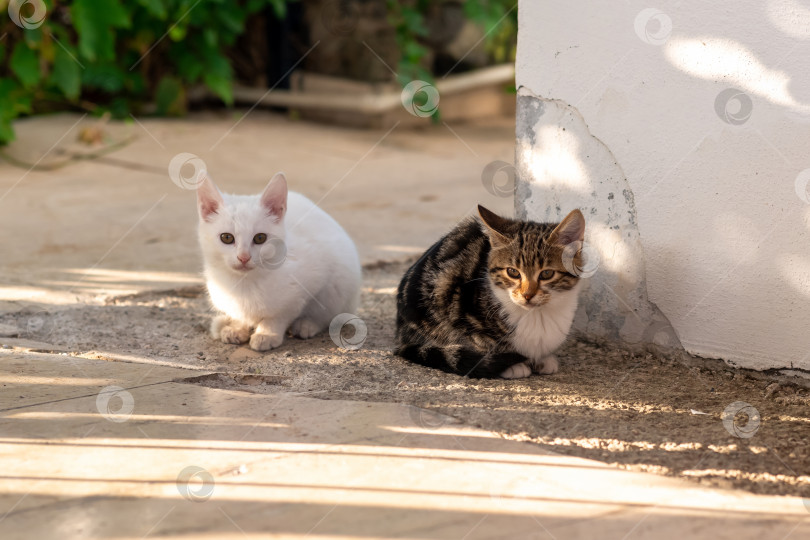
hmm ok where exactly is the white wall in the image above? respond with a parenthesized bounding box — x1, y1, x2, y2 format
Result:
(515, 0, 810, 370)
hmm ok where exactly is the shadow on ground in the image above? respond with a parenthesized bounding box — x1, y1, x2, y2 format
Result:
(1, 260, 809, 498)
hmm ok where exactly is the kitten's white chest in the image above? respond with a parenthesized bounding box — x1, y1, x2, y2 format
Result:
(496, 287, 580, 361)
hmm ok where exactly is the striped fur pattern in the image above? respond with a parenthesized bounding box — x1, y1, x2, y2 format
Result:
(395, 206, 586, 379)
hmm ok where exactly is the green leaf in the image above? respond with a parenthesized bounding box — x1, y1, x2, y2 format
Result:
(137, 0, 167, 19)
(0, 79, 19, 119)
(23, 27, 44, 47)
(0, 78, 24, 142)
(0, 117, 14, 144)
(203, 28, 218, 48)
(10, 43, 41, 88)
(52, 44, 81, 99)
(203, 72, 232, 105)
(216, 8, 244, 35)
(202, 51, 233, 104)
(106, 96, 130, 118)
(82, 64, 125, 93)
(265, 0, 286, 19)
(72, 0, 130, 61)
(168, 24, 187, 41)
(170, 47, 202, 83)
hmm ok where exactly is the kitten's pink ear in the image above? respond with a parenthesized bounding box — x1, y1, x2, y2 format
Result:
(478, 205, 511, 242)
(550, 209, 586, 246)
(197, 174, 224, 222)
(261, 172, 288, 220)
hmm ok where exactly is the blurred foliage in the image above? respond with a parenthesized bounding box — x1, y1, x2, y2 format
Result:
(463, 0, 517, 64)
(386, 0, 517, 85)
(0, 0, 516, 144)
(0, 0, 287, 143)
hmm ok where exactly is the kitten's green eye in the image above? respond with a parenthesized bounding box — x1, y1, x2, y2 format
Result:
(540, 269, 555, 280)
(253, 233, 267, 244)
(220, 233, 234, 244)
(506, 267, 520, 279)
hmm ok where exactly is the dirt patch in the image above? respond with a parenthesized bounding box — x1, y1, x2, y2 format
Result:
(2, 260, 809, 498)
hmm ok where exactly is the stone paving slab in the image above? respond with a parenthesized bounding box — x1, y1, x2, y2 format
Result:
(0, 354, 808, 539)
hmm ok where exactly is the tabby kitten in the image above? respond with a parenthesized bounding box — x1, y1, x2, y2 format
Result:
(395, 206, 586, 379)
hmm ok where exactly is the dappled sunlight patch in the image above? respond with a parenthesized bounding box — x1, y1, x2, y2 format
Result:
(682, 469, 810, 487)
(766, 0, 810, 40)
(538, 436, 702, 453)
(664, 37, 810, 111)
(586, 221, 631, 274)
(52, 268, 203, 297)
(62, 268, 202, 284)
(707, 444, 738, 454)
(379, 425, 492, 438)
(375, 244, 426, 255)
(362, 286, 397, 295)
(3, 411, 288, 429)
(518, 127, 589, 194)
(0, 285, 76, 304)
(0, 374, 117, 386)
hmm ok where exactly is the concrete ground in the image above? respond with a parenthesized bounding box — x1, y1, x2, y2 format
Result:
(1, 112, 809, 538)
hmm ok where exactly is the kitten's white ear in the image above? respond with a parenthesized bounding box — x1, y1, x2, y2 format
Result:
(197, 174, 224, 222)
(550, 209, 586, 246)
(261, 172, 288, 220)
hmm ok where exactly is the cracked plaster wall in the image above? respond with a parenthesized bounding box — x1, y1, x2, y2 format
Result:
(515, 0, 810, 370)
(515, 90, 677, 349)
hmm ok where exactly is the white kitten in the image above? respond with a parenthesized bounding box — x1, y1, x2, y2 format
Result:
(197, 172, 362, 351)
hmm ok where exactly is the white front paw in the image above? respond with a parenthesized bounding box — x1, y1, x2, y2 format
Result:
(290, 318, 321, 339)
(250, 332, 283, 351)
(220, 325, 250, 344)
(500, 362, 532, 379)
(531, 355, 559, 375)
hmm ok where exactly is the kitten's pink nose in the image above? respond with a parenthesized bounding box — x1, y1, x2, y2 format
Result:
(237, 254, 251, 265)
(522, 292, 535, 301)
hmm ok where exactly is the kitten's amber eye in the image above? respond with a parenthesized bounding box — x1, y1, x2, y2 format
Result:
(253, 233, 267, 244)
(506, 267, 520, 279)
(540, 269, 555, 280)
(220, 233, 234, 244)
